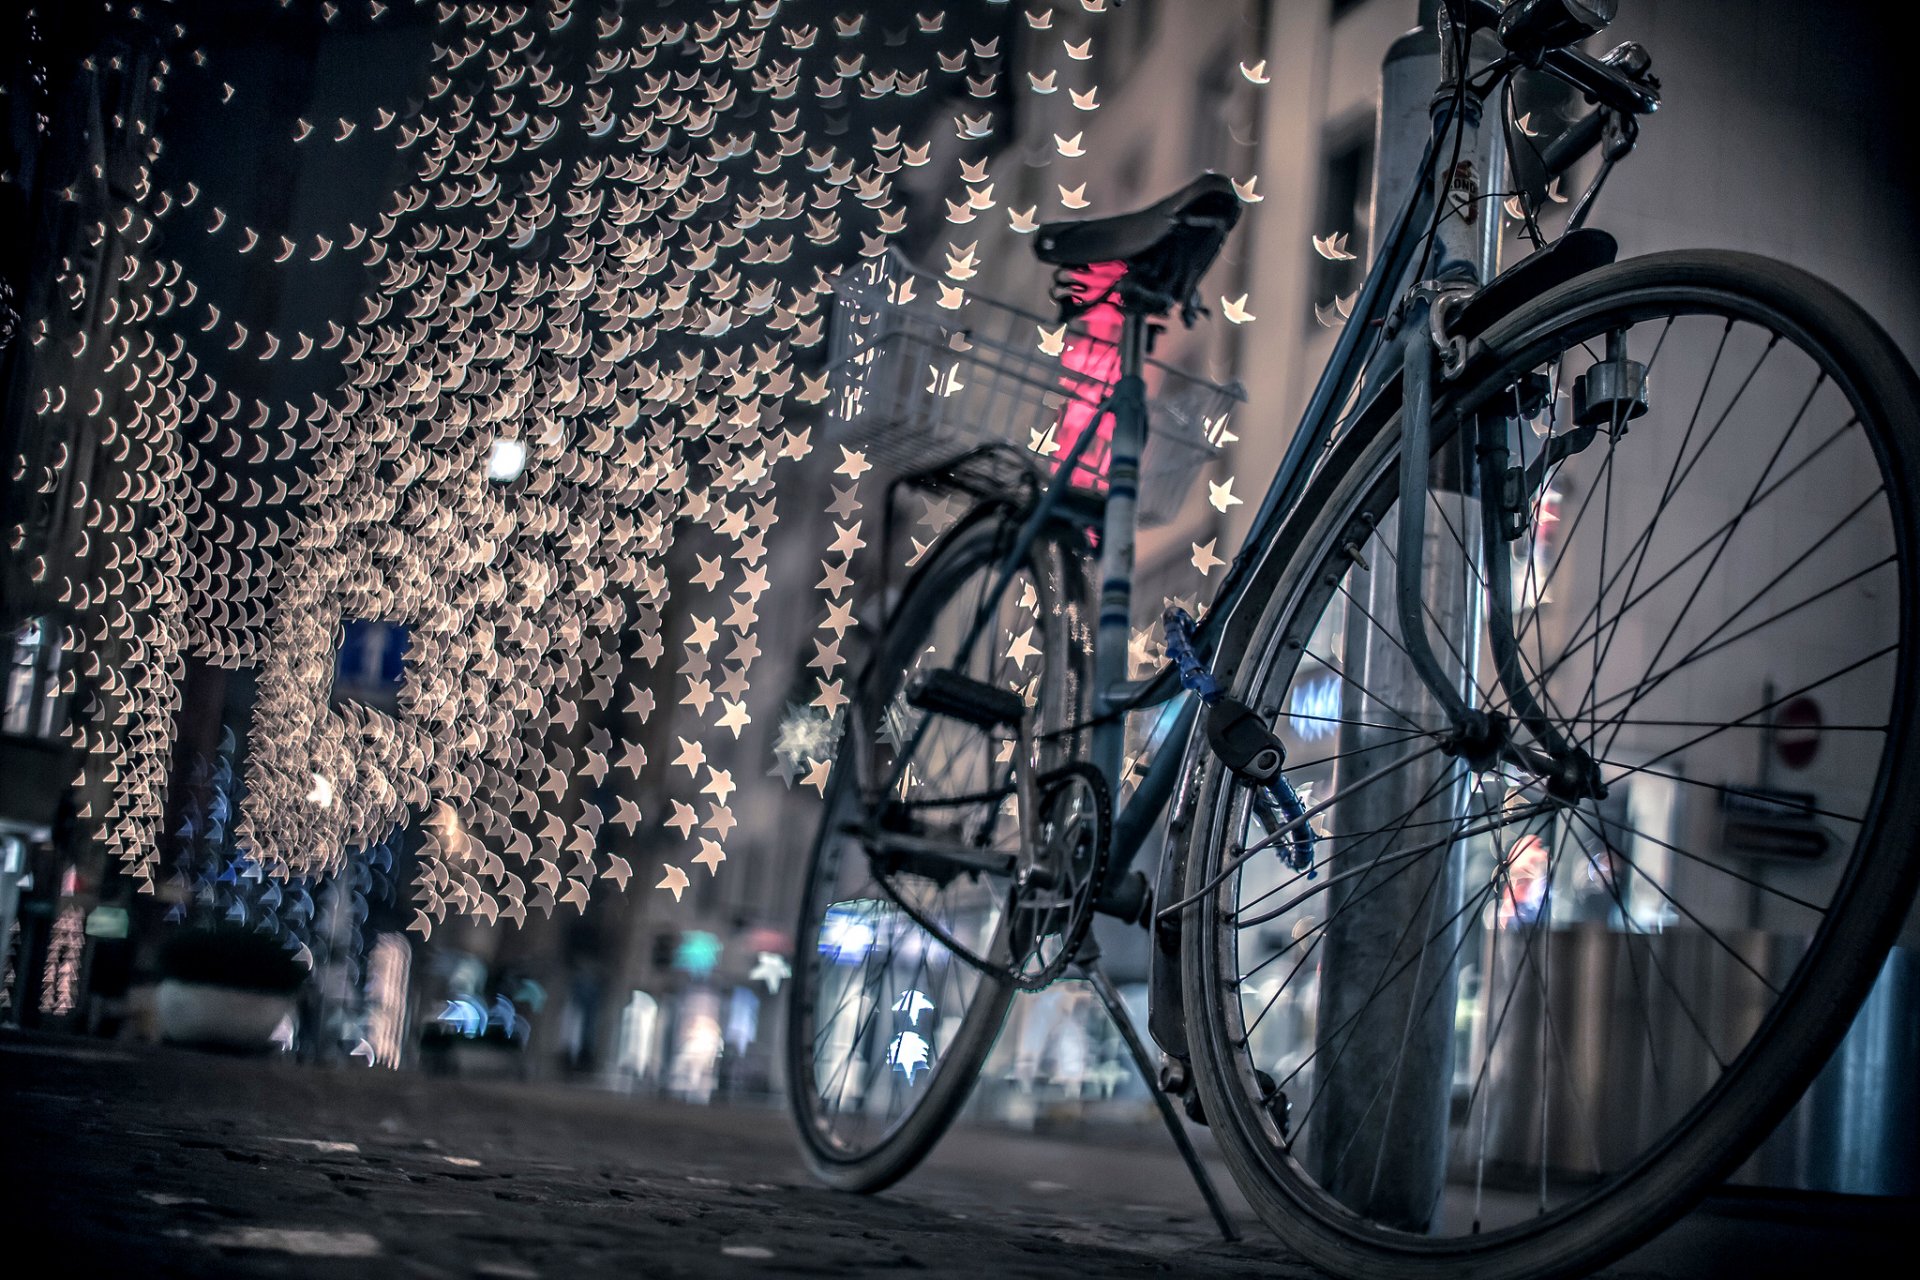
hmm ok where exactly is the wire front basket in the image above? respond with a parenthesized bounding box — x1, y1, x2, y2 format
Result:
(823, 250, 1244, 527)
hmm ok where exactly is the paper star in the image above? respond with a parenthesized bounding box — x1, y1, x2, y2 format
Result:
(687, 616, 721, 649)
(812, 678, 849, 715)
(1209, 478, 1244, 512)
(1006, 626, 1042, 670)
(682, 678, 715, 715)
(828, 522, 867, 557)
(826, 484, 862, 519)
(817, 559, 855, 595)
(735, 566, 771, 600)
(750, 952, 791, 993)
(616, 740, 649, 777)
(810, 637, 846, 676)
(821, 598, 858, 637)
(726, 632, 762, 666)
(656, 864, 691, 901)
(612, 796, 644, 833)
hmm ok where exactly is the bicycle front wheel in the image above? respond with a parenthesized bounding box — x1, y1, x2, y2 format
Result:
(1181, 251, 1920, 1279)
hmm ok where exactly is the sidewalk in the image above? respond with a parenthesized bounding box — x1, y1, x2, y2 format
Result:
(0, 1030, 1904, 1278)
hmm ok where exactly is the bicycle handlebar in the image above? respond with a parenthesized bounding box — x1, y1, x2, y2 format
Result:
(1458, 0, 1661, 116)
(1537, 105, 1609, 178)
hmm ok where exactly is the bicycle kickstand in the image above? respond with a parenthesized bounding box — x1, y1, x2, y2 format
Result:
(1074, 936, 1240, 1243)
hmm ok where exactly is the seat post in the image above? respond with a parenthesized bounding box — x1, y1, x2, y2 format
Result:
(1118, 304, 1150, 381)
(1090, 303, 1154, 787)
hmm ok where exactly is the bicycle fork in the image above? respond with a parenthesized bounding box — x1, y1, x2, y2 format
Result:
(1394, 295, 1607, 800)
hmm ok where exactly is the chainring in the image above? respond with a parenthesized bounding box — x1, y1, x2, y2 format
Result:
(867, 762, 1110, 990)
(1006, 762, 1111, 990)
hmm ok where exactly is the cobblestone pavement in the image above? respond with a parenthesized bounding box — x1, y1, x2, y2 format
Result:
(0, 1031, 1902, 1278)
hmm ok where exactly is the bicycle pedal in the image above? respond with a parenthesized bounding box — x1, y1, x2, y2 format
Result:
(905, 668, 1026, 729)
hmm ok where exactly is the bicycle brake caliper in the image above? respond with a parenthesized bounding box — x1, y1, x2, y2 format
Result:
(1162, 608, 1315, 875)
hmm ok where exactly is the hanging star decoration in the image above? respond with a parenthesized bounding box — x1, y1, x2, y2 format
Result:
(8, 0, 1273, 931)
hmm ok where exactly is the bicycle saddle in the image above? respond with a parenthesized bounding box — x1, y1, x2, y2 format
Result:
(1034, 173, 1241, 320)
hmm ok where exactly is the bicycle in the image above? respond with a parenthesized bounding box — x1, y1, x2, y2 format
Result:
(783, 2, 1920, 1276)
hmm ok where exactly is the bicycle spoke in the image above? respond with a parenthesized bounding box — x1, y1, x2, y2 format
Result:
(1591, 372, 1839, 761)
(1585, 490, 1887, 759)
(1578, 332, 1781, 736)
(1534, 411, 1865, 696)
(1287, 819, 1553, 1147)
(1509, 313, 1675, 655)
(1593, 644, 1895, 801)
(1593, 755, 1866, 830)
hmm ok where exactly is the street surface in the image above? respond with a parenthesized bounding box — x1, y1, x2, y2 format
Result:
(0, 1031, 1901, 1278)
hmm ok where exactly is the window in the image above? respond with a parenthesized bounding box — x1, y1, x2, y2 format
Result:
(330, 619, 410, 712)
(2, 618, 65, 739)
(1184, 42, 1240, 177)
(1310, 124, 1376, 321)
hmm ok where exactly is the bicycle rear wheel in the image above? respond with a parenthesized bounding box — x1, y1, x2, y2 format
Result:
(1181, 252, 1920, 1278)
(785, 511, 1089, 1190)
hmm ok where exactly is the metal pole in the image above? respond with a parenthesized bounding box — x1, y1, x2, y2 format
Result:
(1309, 9, 1504, 1232)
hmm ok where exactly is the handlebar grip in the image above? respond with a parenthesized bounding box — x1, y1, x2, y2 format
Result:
(1542, 45, 1660, 114)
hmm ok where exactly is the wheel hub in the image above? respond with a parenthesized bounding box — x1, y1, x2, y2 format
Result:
(1446, 709, 1608, 801)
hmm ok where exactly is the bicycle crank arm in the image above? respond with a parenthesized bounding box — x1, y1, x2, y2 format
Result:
(853, 825, 1019, 881)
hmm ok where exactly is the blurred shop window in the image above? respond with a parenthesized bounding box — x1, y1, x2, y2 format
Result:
(330, 619, 409, 714)
(1312, 122, 1375, 319)
(2, 616, 66, 738)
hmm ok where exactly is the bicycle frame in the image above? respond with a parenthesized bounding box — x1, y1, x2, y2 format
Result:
(944, 126, 1448, 910)
(882, 3, 1658, 951)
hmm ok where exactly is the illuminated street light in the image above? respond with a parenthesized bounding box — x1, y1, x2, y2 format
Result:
(485, 438, 527, 483)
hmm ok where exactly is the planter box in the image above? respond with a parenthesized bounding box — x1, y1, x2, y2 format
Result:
(155, 978, 294, 1052)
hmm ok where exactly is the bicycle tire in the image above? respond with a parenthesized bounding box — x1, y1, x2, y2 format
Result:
(785, 510, 1089, 1191)
(1179, 250, 1920, 1279)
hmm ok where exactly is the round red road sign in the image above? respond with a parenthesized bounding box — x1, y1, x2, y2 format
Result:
(1774, 696, 1822, 770)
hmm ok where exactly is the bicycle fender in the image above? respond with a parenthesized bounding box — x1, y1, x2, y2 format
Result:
(1448, 227, 1617, 341)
